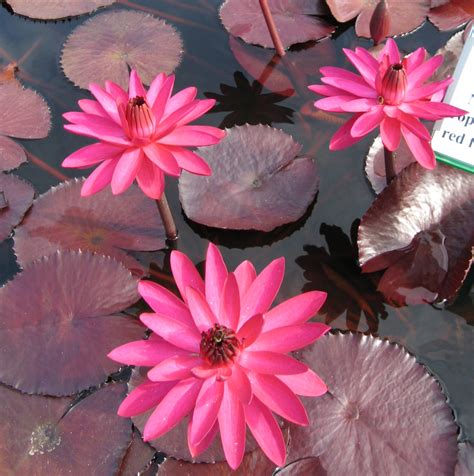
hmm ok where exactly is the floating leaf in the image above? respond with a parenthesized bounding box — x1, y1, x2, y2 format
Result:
(0, 136, 27, 172)
(429, 0, 473, 30)
(119, 429, 156, 476)
(456, 442, 474, 476)
(61, 10, 183, 89)
(286, 332, 458, 474)
(6, 0, 116, 19)
(0, 383, 131, 474)
(0, 173, 34, 242)
(358, 163, 474, 305)
(326, 0, 430, 38)
(14, 178, 165, 277)
(0, 251, 143, 395)
(278, 457, 326, 474)
(220, 0, 335, 49)
(179, 124, 318, 232)
(432, 30, 465, 82)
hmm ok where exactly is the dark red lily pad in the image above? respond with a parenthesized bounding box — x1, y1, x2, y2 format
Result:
(429, 0, 473, 31)
(0, 136, 27, 172)
(118, 428, 156, 476)
(220, 0, 335, 49)
(61, 10, 183, 89)
(179, 124, 318, 232)
(14, 178, 165, 277)
(358, 163, 474, 305)
(0, 173, 34, 242)
(0, 250, 143, 395)
(326, 0, 430, 38)
(6, 0, 115, 19)
(287, 332, 458, 474)
(456, 442, 474, 476)
(0, 383, 131, 474)
(278, 457, 326, 475)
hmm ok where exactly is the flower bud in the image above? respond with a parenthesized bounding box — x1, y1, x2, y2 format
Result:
(370, 0, 391, 46)
(126, 96, 155, 139)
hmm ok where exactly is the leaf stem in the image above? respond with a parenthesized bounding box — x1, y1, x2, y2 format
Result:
(258, 0, 286, 57)
(155, 193, 178, 242)
(384, 147, 396, 185)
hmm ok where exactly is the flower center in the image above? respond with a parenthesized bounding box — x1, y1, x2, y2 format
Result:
(380, 63, 408, 105)
(200, 324, 241, 366)
(125, 96, 155, 139)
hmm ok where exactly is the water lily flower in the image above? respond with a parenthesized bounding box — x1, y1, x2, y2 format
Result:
(62, 70, 225, 199)
(109, 243, 329, 470)
(309, 39, 466, 169)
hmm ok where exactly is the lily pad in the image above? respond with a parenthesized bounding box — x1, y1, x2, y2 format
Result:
(0, 136, 27, 172)
(277, 457, 326, 474)
(5, 0, 115, 20)
(456, 442, 474, 476)
(118, 429, 156, 476)
(220, 0, 335, 49)
(0, 251, 143, 395)
(0, 173, 34, 242)
(326, 0, 430, 38)
(14, 178, 165, 277)
(179, 124, 318, 232)
(358, 163, 474, 305)
(429, 0, 473, 31)
(286, 332, 458, 474)
(61, 10, 183, 89)
(0, 383, 131, 474)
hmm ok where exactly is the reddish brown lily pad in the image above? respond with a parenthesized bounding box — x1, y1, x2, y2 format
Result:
(0, 136, 27, 172)
(287, 332, 458, 474)
(118, 428, 156, 476)
(61, 10, 183, 89)
(456, 442, 474, 476)
(326, 0, 430, 38)
(358, 163, 474, 305)
(0, 173, 34, 242)
(0, 251, 143, 395)
(6, 0, 115, 19)
(278, 457, 326, 475)
(14, 178, 165, 277)
(0, 383, 131, 474)
(220, 0, 335, 49)
(429, 0, 473, 31)
(179, 124, 318, 232)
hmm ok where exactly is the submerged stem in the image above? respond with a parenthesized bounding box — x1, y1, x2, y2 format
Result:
(383, 147, 396, 185)
(258, 0, 286, 57)
(156, 193, 178, 242)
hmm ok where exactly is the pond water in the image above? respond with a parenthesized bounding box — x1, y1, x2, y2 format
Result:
(0, 0, 472, 472)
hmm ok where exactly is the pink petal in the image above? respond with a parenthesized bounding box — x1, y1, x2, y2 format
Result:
(151, 75, 175, 123)
(380, 117, 401, 151)
(108, 336, 187, 367)
(398, 112, 431, 141)
(407, 55, 443, 90)
(191, 364, 219, 379)
(227, 364, 252, 404)
(218, 383, 246, 470)
(140, 313, 201, 353)
(143, 377, 202, 441)
(64, 124, 131, 146)
(142, 142, 180, 176)
(343, 48, 377, 87)
(105, 80, 128, 104)
(159, 125, 225, 146)
(188, 418, 218, 458)
(138, 280, 193, 326)
(278, 368, 327, 397)
(136, 159, 164, 200)
(250, 323, 330, 353)
(78, 99, 107, 117)
(341, 97, 378, 112)
(170, 250, 205, 302)
(175, 99, 216, 128)
(239, 351, 308, 375)
(148, 355, 203, 381)
(315, 95, 359, 112)
(262, 290, 327, 332)
(240, 257, 285, 325)
(404, 77, 452, 102)
(153, 100, 204, 139)
(146, 73, 166, 107)
(128, 69, 147, 99)
(383, 38, 400, 64)
(320, 66, 369, 85)
(164, 146, 212, 175)
(118, 380, 176, 417)
(205, 243, 228, 317)
(321, 76, 377, 99)
(219, 272, 240, 329)
(351, 106, 384, 138)
(89, 83, 121, 124)
(111, 148, 143, 195)
(236, 314, 263, 348)
(355, 47, 379, 72)
(401, 126, 436, 169)
(244, 396, 286, 467)
(81, 158, 117, 196)
(249, 373, 308, 425)
(163, 86, 197, 117)
(234, 260, 256, 299)
(399, 101, 466, 121)
(63, 111, 120, 131)
(329, 114, 364, 150)
(308, 84, 349, 97)
(189, 378, 224, 446)
(404, 47, 426, 73)
(186, 286, 217, 332)
(62, 142, 123, 168)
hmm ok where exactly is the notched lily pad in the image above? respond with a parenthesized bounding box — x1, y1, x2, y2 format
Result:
(0, 383, 131, 474)
(220, 0, 335, 49)
(118, 428, 156, 476)
(14, 178, 165, 277)
(0, 251, 143, 395)
(0, 136, 27, 172)
(358, 163, 474, 306)
(0, 173, 34, 242)
(287, 332, 458, 475)
(428, 0, 473, 31)
(456, 441, 474, 476)
(61, 10, 183, 89)
(179, 124, 319, 232)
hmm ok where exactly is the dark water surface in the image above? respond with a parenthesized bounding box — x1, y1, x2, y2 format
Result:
(0, 0, 472, 445)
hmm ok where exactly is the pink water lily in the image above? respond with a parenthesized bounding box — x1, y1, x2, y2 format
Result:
(309, 39, 466, 169)
(62, 70, 225, 198)
(109, 243, 329, 470)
